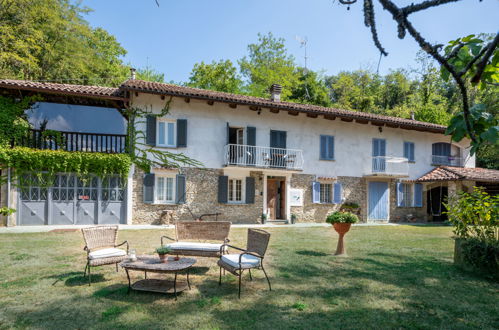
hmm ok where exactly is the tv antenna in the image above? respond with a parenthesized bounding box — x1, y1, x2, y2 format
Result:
(295, 35, 310, 99)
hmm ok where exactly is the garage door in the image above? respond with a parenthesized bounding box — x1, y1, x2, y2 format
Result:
(18, 173, 126, 225)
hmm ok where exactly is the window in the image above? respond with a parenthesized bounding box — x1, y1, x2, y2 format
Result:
(320, 183, 333, 203)
(400, 183, 412, 207)
(397, 182, 423, 207)
(156, 175, 175, 203)
(157, 120, 176, 147)
(404, 142, 415, 162)
(320, 135, 335, 160)
(228, 178, 244, 203)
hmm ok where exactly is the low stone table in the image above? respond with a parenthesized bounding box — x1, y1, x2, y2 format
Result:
(120, 255, 196, 299)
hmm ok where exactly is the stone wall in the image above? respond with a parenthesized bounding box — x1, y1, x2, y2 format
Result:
(289, 174, 368, 223)
(389, 180, 427, 223)
(132, 168, 263, 224)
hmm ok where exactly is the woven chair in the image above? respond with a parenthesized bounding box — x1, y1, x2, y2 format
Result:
(81, 226, 129, 285)
(218, 228, 271, 298)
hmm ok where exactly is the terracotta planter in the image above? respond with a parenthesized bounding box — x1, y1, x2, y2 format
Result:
(158, 253, 168, 263)
(332, 223, 352, 256)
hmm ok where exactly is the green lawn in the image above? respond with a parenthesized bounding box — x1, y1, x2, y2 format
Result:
(0, 226, 497, 329)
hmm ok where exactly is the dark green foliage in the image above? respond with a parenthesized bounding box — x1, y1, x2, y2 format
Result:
(0, 96, 41, 147)
(326, 211, 359, 224)
(458, 238, 499, 278)
(155, 246, 172, 255)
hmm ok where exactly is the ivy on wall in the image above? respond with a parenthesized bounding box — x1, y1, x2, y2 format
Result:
(0, 147, 132, 184)
(0, 95, 42, 147)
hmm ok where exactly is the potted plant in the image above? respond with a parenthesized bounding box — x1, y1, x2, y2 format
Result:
(326, 211, 359, 256)
(155, 246, 172, 263)
(290, 213, 297, 224)
(340, 202, 360, 215)
(261, 213, 267, 224)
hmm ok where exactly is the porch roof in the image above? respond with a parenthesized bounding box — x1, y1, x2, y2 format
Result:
(416, 166, 499, 183)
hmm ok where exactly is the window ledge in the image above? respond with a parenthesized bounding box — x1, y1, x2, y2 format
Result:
(155, 145, 177, 149)
(319, 159, 335, 162)
(152, 202, 177, 205)
(408, 161, 416, 164)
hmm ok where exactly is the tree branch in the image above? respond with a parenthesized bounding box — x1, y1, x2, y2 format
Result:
(471, 32, 499, 83)
(364, 0, 388, 56)
(402, 0, 460, 15)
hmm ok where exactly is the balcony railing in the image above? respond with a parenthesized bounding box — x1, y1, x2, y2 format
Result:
(224, 144, 304, 170)
(14, 129, 128, 153)
(371, 156, 409, 176)
(431, 155, 463, 167)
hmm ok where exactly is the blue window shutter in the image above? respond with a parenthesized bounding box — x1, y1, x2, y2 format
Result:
(175, 174, 186, 204)
(403, 142, 409, 159)
(333, 182, 342, 204)
(414, 183, 423, 207)
(176, 119, 187, 147)
(410, 143, 415, 162)
(245, 176, 255, 204)
(247, 126, 256, 146)
(146, 115, 156, 146)
(380, 139, 386, 156)
(372, 139, 377, 157)
(320, 135, 327, 159)
(396, 182, 403, 207)
(329, 136, 335, 160)
(312, 181, 320, 203)
(218, 176, 228, 204)
(143, 173, 155, 203)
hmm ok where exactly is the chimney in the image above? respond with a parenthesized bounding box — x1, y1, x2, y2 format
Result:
(270, 84, 282, 102)
(130, 67, 136, 80)
(410, 111, 415, 120)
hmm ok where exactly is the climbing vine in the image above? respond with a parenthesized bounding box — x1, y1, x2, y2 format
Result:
(0, 95, 42, 147)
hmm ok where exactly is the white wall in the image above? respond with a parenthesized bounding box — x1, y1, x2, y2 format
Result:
(132, 93, 475, 180)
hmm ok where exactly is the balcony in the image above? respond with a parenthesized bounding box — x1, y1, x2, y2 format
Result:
(431, 155, 463, 167)
(13, 129, 128, 153)
(368, 156, 409, 177)
(223, 144, 304, 170)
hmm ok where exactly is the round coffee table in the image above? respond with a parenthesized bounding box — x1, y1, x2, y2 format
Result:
(120, 255, 196, 299)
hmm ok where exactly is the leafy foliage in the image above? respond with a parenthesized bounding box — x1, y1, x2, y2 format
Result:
(136, 66, 165, 83)
(187, 60, 242, 93)
(445, 187, 498, 243)
(326, 211, 359, 224)
(0, 96, 41, 147)
(0, 207, 16, 216)
(457, 238, 498, 276)
(0, 147, 132, 184)
(156, 246, 172, 255)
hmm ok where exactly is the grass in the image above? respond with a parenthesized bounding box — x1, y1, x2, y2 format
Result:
(0, 225, 497, 329)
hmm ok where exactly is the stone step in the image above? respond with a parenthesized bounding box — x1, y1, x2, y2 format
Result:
(266, 220, 289, 225)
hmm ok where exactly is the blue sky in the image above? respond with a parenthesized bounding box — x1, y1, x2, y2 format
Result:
(84, 0, 498, 83)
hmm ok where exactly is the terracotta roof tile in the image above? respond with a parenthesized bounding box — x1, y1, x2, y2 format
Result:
(0, 79, 125, 100)
(120, 79, 447, 134)
(417, 166, 499, 183)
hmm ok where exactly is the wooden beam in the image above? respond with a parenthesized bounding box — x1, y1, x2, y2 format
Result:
(386, 123, 400, 128)
(355, 119, 369, 124)
(249, 106, 259, 111)
(371, 121, 385, 127)
(306, 113, 318, 118)
(160, 95, 165, 100)
(341, 118, 354, 122)
(184, 97, 190, 103)
(270, 108, 280, 114)
(288, 111, 299, 116)
(229, 103, 237, 108)
(207, 100, 214, 105)
(324, 115, 336, 120)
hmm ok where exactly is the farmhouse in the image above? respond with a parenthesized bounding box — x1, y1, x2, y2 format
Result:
(1, 78, 497, 226)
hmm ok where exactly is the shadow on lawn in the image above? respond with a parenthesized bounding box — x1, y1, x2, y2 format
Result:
(44, 271, 106, 286)
(296, 250, 328, 257)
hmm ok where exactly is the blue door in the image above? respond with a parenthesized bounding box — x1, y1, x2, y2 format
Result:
(368, 181, 389, 220)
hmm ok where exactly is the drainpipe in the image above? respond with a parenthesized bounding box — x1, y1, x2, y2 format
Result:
(6, 168, 11, 227)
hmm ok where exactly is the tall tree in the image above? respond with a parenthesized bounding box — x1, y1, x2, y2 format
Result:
(136, 66, 165, 83)
(187, 60, 242, 93)
(289, 69, 332, 107)
(239, 32, 299, 100)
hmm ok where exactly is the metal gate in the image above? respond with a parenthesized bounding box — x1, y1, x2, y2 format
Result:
(18, 173, 126, 225)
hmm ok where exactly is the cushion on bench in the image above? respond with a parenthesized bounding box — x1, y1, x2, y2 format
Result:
(88, 248, 126, 260)
(166, 242, 223, 252)
(221, 253, 261, 269)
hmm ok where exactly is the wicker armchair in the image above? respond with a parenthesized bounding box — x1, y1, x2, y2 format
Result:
(81, 226, 129, 285)
(218, 228, 271, 298)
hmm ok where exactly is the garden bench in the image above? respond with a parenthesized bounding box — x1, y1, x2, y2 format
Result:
(160, 221, 231, 258)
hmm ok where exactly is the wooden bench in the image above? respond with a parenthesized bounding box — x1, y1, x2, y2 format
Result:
(160, 221, 231, 258)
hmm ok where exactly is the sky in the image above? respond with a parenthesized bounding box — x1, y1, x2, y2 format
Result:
(82, 0, 498, 83)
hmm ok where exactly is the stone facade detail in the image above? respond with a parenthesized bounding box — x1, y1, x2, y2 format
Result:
(389, 180, 427, 223)
(132, 167, 264, 224)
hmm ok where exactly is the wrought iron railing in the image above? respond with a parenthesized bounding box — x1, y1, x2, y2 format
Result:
(224, 144, 304, 170)
(14, 129, 127, 153)
(431, 155, 463, 167)
(372, 156, 409, 176)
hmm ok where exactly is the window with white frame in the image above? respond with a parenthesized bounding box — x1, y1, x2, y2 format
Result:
(228, 178, 244, 203)
(320, 183, 333, 203)
(156, 175, 175, 203)
(401, 183, 412, 207)
(157, 120, 176, 147)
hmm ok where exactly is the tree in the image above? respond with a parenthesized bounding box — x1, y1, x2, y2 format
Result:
(289, 69, 332, 107)
(337, 0, 499, 154)
(0, 0, 128, 86)
(187, 60, 242, 93)
(239, 32, 299, 100)
(136, 66, 165, 83)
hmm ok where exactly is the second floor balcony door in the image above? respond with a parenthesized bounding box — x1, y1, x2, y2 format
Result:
(372, 138, 386, 172)
(228, 126, 245, 165)
(270, 130, 287, 168)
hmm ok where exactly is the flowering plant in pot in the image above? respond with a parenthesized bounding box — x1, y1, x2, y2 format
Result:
(155, 246, 172, 263)
(326, 212, 358, 256)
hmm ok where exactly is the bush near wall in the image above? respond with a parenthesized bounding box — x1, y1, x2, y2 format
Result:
(446, 187, 499, 279)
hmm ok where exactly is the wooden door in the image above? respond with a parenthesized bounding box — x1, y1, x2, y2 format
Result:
(267, 179, 277, 220)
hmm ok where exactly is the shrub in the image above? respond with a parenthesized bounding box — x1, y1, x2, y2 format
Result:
(326, 211, 358, 224)
(341, 202, 360, 209)
(155, 246, 172, 255)
(458, 238, 499, 277)
(0, 207, 16, 216)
